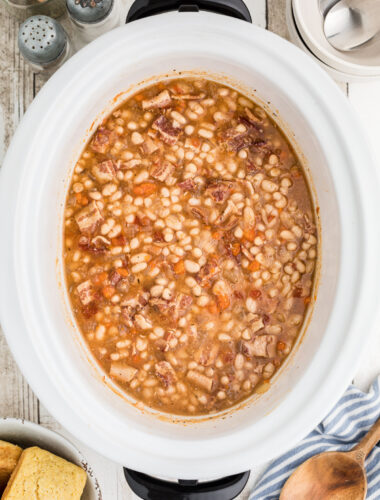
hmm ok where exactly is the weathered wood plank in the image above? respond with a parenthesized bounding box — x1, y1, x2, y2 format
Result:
(267, 0, 288, 39)
(0, 7, 39, 423)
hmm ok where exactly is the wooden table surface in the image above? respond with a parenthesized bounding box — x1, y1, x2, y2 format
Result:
(1, 0, 380, 498)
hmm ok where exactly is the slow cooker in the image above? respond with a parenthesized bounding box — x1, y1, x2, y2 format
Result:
(1, 0, 380, 497)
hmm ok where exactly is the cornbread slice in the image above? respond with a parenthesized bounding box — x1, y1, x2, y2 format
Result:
(1, 447, 87, 499)
(0, 441, 22, 493)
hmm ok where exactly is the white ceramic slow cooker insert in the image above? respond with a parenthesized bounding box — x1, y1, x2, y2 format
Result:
(1, 12, 380, 479)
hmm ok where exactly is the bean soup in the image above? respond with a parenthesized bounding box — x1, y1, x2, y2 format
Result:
(64, 78, 318, 415)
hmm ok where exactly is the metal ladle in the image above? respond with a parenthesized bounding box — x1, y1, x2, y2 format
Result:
(322, 0, 380, 52)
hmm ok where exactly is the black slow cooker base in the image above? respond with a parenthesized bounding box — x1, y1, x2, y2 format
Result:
(124, 468, 250, 500)
(123, 1, 251, 498)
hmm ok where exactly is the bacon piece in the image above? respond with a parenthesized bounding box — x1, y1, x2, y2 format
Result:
(121, 306, 134, 327)
(90, 127, 116, 154)
(150, 160, 175, 182)
(110, 362, 137, 383)
(155, 361, 177, 387)
(205, 181, 233, 204)
(198, 258, 220, 286)
(109, 269, 122, 286)
(92, 160, 117, 183)
(178, 179, 197, 192)
(142, 90, 172, 110)
(171, 293, 193, 320)
(156, 330, 177, 352)
(75, 201, 103, 234)
(77, 280, 95, 305)
(152, 115, 182, 145)
(187, 370, 214, 392)
(191, 207, 208, 223)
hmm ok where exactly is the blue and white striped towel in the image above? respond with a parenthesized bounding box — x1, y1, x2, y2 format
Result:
(251, 377, 380, 499)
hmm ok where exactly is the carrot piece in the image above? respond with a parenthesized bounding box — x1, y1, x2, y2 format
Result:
(92, 272, 107, 286)
(132, 183, 157, 196)
(231, 242, 241, 256)
(216, 294, 230, 311)
(208, 301, 218, 315)
(134, 93, 144, 102)
(75, 192, 89, 206)
(102, 285, 115, 299)
(277, 341, 287, 352)
(212, 231, 222, 240)
(304, 296, 311, 305)
(248, 260, 260, 272)
(117, 268, 129, 277)
(243, 229, 255, 242)
(173, 260, 185, 274)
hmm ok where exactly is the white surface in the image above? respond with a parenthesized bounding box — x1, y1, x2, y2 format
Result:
(0, 1, 380, 498)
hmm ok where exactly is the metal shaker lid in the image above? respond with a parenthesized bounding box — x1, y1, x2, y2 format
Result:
(18, 15, 67, 65)
(66, 0, 114, 24)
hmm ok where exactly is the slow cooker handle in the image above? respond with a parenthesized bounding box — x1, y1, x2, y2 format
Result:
(123, 468, 250, 500)
(126, 0, 252, 23)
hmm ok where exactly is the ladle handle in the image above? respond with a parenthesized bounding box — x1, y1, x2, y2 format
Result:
(351, 417, 380, 464)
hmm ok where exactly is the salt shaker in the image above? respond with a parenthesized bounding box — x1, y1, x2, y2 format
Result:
(18, 15, 72, 71)
(66, 0, 121, 45)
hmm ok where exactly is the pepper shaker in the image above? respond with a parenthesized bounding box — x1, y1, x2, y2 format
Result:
(18, 15, 72, 71)
(66, 0, 121, 45)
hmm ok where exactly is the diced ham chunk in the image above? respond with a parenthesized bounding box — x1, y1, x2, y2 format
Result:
(195, 343, 219, 366)
(250, 335, 277, 358)
(216, 200, 239, 227)
(150, 160, 175, 182)
(205, 181, 233, 204)
(187, 370, 214, 392)
(198, 257, 220, 286)
(92, 160, 117, 183)
(149, 298, 170, 314)
(110, 362, 138, 383)
(241, 335, 277, 358)
(155, 361, 176, 387)
(142, 90, 172, 110)
(77, 280, 95, 305)
(152, 115, 182, 145)
(90, 127, 116, 154)
(212, 280, 231, 311)
(171, 293, 193, 320)
(75, 201, 103, 234)
(141, 137, 159, 155)
(172, 93, 205, 100)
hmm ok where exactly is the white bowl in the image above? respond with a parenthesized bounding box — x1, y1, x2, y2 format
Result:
(292, 0, 380, 78)
(287, 0, 380, 83)
(0, 418, 101, 499)
(1, 12, 380, 479)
